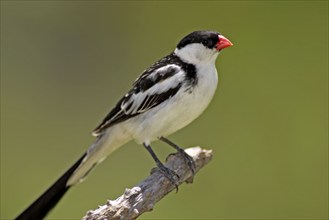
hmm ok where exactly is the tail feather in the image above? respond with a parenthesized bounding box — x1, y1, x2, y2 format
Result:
(15, 153, 87, 220)
(15, 128, 131, 220)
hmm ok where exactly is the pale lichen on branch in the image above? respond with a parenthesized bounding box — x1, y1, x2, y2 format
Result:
(82, 147, 213, 220)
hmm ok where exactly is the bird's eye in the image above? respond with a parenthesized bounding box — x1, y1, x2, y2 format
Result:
(202, 40, 209, 45)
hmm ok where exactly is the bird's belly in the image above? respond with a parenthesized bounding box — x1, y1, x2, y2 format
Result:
(125, 68, 218, 144)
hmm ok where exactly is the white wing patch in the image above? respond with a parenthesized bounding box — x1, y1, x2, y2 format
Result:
(121, 66, 185, 115)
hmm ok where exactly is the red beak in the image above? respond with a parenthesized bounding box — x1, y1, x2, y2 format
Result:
(216, 35, 233, 51)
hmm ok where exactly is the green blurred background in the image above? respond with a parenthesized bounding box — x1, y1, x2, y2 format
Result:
(1, 1, 328, 219)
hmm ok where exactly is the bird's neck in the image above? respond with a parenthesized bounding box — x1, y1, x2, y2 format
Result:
(174, 48, 218, 66)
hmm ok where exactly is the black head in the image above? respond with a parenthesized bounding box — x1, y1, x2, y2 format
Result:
(177, 30, 221, 50)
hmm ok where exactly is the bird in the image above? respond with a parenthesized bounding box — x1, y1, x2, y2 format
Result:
(16, 30, 233, 220)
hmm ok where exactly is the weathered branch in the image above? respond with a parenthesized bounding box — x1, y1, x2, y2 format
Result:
(82, 147, 213, 220)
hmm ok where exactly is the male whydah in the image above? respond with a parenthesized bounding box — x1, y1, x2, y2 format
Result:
(16, 30, 233, 219)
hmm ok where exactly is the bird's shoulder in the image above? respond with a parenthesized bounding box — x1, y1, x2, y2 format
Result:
(133, 53, 195, 86)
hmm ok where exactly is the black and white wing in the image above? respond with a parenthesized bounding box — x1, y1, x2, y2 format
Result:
(92, 64, 186, 136)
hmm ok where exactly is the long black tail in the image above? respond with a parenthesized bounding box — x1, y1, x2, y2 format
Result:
(16, 153, 86, 220)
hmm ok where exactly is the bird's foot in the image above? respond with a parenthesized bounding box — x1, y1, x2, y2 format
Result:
(159, 136, 196, 176)
(157, 163, 179, 192)
(177, 148, 196, 176)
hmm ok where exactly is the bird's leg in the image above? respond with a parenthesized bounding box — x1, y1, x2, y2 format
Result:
(143, 142, 179, 191)
(159, 136, 196, 175)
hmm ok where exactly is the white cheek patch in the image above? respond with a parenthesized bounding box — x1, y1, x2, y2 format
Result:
(175, 43, 216, 64)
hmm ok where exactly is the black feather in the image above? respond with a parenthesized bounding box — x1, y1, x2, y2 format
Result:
(176, 30, 220, 50)
(15, 153, 86, 220)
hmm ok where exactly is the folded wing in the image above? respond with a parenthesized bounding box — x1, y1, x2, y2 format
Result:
(92, 64, 185, 136)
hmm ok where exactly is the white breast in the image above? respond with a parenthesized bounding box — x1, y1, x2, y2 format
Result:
(123, 62, 218, 144)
